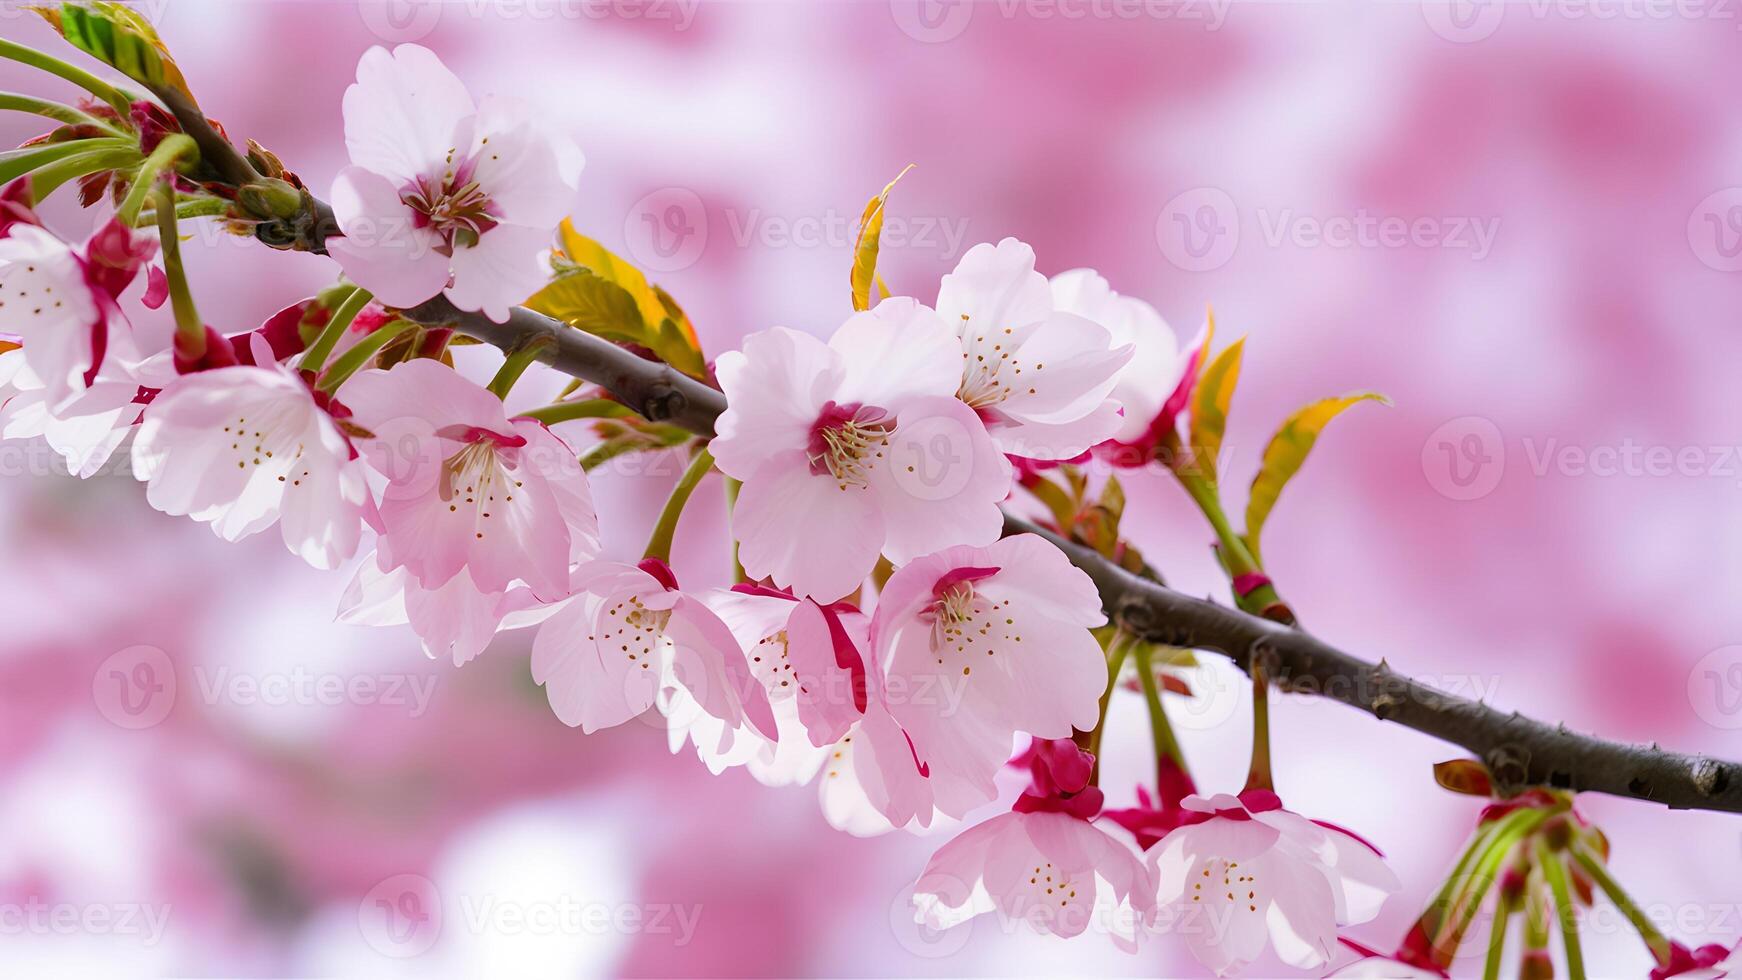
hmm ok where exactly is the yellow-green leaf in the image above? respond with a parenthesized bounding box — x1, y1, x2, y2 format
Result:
(1243, 391, 1390, 560)
(530, 220, 708, 379)
(850, 164, 913, 312)
(526, 270, 647, 346)
(1187, 328, 1243, 486)
(45, 2, 192, 99)
(556, 221, 670, 336)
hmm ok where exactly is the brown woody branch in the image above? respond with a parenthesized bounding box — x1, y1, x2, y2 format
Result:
(160, 90, 1742, 816)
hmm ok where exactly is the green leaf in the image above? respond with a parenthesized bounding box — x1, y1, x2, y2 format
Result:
(46, 2, 193, 100)
(530, 220, 708, 379)
(1243, 391, 1389, 561)
(527, 270, 647, 345)
(1186, 329, 1243, 486)
(850, 164, 913, 312)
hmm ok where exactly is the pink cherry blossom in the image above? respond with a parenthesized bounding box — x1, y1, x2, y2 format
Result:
(0, 343, 172, 479)
(936, 238, 1133, 460)
(339, 357, 597, 599)
(328, 44, 581, 322)
(1097, 312, 1211, 469)
(861, 533, 1110, 828)
(530, 560, 776, 738)
(912, 808, 1155, 950)
(662, 587, 857, 785)
(661, 585, 915, 835)
(130, 335, 372, 569)
(338, 551, 561, 667)
(0, 189, 158, 409)
(1150, 791, 1402, 976)
(711, 297, 1011, 602)
(1049, 267, 1185, 445)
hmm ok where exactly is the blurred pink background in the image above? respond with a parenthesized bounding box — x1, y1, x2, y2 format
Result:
(3, 0, 1742, 975)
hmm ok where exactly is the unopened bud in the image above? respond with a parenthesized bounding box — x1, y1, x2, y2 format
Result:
(237, 178, 304, 220)
(1519, 950, 1555, 980)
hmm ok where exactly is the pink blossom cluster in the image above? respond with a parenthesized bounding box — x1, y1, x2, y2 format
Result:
(27, 37, 1738, 978)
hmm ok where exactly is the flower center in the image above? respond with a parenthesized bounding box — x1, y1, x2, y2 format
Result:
(402, 154, 500, 251)
(955, 314, 1042, 412)
(1193, 858, 1262, 915)
(594, 593, 670, 672)
(807, 400, 892, 489)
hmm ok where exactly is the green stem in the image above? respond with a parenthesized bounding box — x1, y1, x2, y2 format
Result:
(1243, 666, 1273, 792)
(643, 446, 715, 564)
(0, 136, 129, 187)
(1421, 818, 1509, 940)
(116, 133, 194, 226)
(0, 38, 134, 117)
(134, 196, 230, 226)
(1080, 630, 1137, 784)
(1483, 888, 1518, 980)
(1176, 469, 1287, 618)
(154, 181, 202, 357)
(487, 337, 552, 399)
(1437, 804, 1565, 962)
(517, 398, 635, 426)
(725, 476, 746, 584)
(297, 286, 371, 376)
(1536, 839, 1585, 980)
(316, 318, 416, 392)
(27, 145, 138, 202)
(1570, 844, 1673, 966)
(1133, 643, 1188, 776)
(0, 90, 125, 133)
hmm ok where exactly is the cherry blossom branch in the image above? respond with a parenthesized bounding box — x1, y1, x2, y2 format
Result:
(1005, 514, 1742, 815)
(156, 92, 1742, 816)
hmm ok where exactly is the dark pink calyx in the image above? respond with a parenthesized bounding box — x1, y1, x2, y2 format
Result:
(1094, 326, 1209, 469)
(1236, 788, 1284, 813)
(636, 557, 681, 593)
(436, 424, 528, 450)
(0, 177, 43, 237)
(1232, 572, 1272, 596)
(82, 218, 157, 299)
(173, 325, 241, 375)
(1652, 942, 1733, 980)
(1105, 784, 1195, 851)
(1012, 740, 1103, 819)
(932, 565, 999, 599)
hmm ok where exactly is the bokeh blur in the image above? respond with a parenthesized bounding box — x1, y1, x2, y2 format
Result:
(2, 0, 1741, 975)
